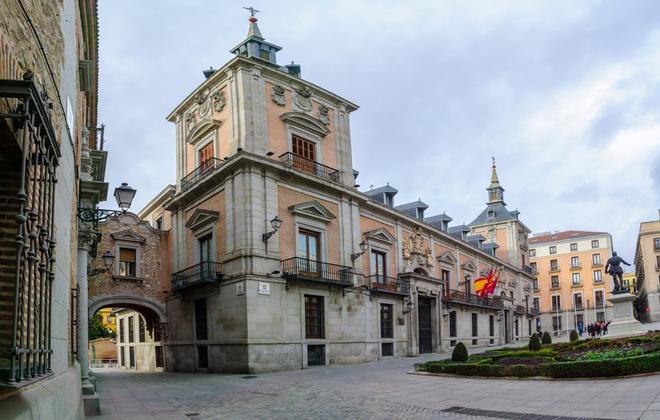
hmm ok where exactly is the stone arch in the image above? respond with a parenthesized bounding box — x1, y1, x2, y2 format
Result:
(413, 267, 428, 276)
(88, 294, 167, 324)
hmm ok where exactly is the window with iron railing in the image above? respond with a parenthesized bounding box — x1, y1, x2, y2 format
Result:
(571, 256, 580, 269)
(305, 295, 325, 339)
(550, 259, 559, 271)
(593, 270, 603, 283)
(552, 295, 561, 311)
(551, 275, 560, 288)
(572, 272, 581, 286)
(592, 253, 601, 265)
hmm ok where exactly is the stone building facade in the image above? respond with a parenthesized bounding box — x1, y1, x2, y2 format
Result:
(140, 17, 535, 374)
(634, 215, 660, 322)
(529, 231, 614, 334)
(0, 0, 105, 417)
(114, 309, 165, 372)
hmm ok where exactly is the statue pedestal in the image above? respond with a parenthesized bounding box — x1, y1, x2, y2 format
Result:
(606, 293, 643, 337)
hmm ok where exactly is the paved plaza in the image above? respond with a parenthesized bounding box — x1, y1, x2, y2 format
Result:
(92, 351, 660, 420)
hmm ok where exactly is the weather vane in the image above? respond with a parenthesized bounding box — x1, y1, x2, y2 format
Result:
(243, 6, 260, 17)
(492, 156, 496, 166)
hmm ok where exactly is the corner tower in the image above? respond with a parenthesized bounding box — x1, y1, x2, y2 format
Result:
(469, 159, 531, 269)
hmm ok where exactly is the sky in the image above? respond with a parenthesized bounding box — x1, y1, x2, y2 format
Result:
(98, 0, 660, 262)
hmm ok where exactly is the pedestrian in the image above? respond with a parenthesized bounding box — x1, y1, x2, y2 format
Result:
(604, 321, 610, 335)
(577, 322, 583, 337)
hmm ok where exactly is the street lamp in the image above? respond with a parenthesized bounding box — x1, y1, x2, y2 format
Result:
(88, 250, 115, 276)
(78, 183, 137, 225)
(351, 240, 369, 262)
(262, 216, 283, 242)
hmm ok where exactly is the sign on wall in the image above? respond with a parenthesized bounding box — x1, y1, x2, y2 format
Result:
(258, 282, 271, 296)
(235, 281, 245, 296)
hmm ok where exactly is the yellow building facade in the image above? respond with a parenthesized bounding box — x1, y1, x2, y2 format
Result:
(634, 216, 660, 322)
(529, 231, 613, 334)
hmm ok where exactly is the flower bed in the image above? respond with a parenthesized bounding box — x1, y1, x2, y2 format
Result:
(415, 332, 660, 379)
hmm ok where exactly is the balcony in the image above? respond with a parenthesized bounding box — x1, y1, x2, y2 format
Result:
(551, 306, 561, 312)
(570, 264, 581, 270)
(592, 262, 603, 268)
(171, 261, 223, 292)
(514, 305, 526, 315)
(522, 265, 533, 275)
(549, 266, 560, 273)
(366, 275, 410, 296)
(573, 305, 584, 311)
(180, 158, 224, 192)
(528, 307, 540, 316)
(281, 257, 354, 287)
(442, 291, 504, 310)
(593, 278, 604, 284)
(279, 152, 341, 183)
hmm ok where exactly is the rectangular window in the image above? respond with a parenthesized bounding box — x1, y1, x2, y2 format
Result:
(307, 344, 325, 366)
(654, 237, 660, 249)
(595, 290, 604, 308)
(155, 217, 163, 230)
(441, 269, 450, 296)
(195, 298, 208, 340)
(551, 275, 559, 288)
(119, 247, 137, 277)
(572, 272, 581, 286)
(489, 315, 494, 336)
(371, 250, 387, 279)
(529, 249, 536, 257)
(120, 346, 125, 367)
(382, 342, 394, 356)
(305, 295, 325, 339)
(380, 304, 393, 339)
(570, 243, 578, 251)
(471, 313, 478, 337)
(550, 259, 558, 271)
(119, 318, 125, 343)
(129, 346, 135, 368)
(298, 229, 321, 273)
(154, 326, 162, 342)
(197, 345, 208, 368)
(155, 346, 164, 368)
(594, 270, 602, 282)
(552, 316, 562, 331)
(591, 240, 599, 249)
(128, 316, 134, 343)
(139, 317, 145, 343)
(571, 256, 580, 268)
(552, 295, 561, 311)
(515, 319, 519, 336)
(533, 297, 540, 311)
(291, 134, 317, 175)
(199, 234, 212, 263)
(449, 311, 457, 337)
(549, 246, 556, 254)
(592, 253, 601, 265)
(574, 293, 583, 310)
(530, 262, 537, 274)
(532, 278, 539, 290)
(596, 312, 605, 322)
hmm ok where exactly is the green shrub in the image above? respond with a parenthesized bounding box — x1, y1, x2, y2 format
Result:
(488, 349, 554, 362)
(542, 331, 552, 345)
(529, 333, 541, 351)
(570, 330, 579, 342)
(452, 342, 468, 362)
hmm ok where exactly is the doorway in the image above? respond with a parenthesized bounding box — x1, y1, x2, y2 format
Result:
(418, 297, 433, 353)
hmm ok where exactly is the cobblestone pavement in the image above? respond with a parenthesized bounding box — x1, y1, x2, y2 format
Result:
(92, 353, 660, 420)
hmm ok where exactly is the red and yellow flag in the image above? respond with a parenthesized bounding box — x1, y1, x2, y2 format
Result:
(474, 267, 500, 297)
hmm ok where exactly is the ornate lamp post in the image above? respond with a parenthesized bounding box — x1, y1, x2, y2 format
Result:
(78, 183, 137, 225)
(351, 241, 368, 262)
(262, 216, 283, 242)
(87, 250, 115, 276)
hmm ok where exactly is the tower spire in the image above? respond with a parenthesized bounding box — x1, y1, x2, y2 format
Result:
(486, 157, 505, 205)
(230, 8, 282, 66)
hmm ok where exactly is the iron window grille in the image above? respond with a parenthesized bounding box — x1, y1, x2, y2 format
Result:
(380, 304, 393, 339)
(304, 295, 325, 339)
(0, 75, 60, 386)
(307, 344, 325, 366)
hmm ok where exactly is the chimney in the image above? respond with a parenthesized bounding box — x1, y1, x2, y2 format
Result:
(284, 62, 301, 78)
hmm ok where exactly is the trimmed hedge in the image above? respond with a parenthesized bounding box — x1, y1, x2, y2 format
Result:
(452, 342, 468, 362)
(541, 331, 552, 345)
(529, 333, 541, 351)
(417, 352, 660, 378)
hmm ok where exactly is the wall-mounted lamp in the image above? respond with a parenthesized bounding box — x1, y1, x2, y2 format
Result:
(266, 151, 274, 156)
(350, 241, 369, 262)
(262, 216, 283, 242)
(402, 299, 414, 314)
(88, 250, 115, 276)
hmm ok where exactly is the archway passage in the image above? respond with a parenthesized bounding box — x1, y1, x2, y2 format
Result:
(88, 295, 167, 372)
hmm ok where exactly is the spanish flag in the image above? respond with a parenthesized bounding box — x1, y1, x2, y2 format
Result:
(474, 267, 500, 297)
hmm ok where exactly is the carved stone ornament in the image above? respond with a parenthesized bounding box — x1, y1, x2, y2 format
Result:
(185, 112, 194, 133)
(293, 86, 312, 112)
(195, 89, 211, 116)
(212, 90, 226, 112)
(271, 85, 286, 106)
(402, 226, 434, 269)
(317, 104, 330, 125)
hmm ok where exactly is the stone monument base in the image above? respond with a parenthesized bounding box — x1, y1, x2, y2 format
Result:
(606, 292, 643, 337)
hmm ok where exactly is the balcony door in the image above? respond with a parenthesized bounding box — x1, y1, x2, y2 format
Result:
(297, 229, 320, 275)
(198, 142, 214, 172)
(292, 135, 316, 174)
(371, 250, 386, 282)
(199, 234, 213, 279)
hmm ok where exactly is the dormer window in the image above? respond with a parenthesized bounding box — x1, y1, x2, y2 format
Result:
(416, 208, 425, 220)
(488, 210, 496, 219)
(385, 193, 394, 208)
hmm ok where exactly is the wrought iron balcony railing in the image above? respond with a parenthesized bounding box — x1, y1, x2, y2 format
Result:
(529, 307, 540, 316)
(514, 305, 526, 315)
(592, 262, 603, 267)
(549, 266, 560, 273)
(180, 158, 224, 192)
(573, 305, 584, 311)
(522, 265, 533, 275)
(279, 152, 341, 183)
(171, 261, 223, 292)
(570, 264, 582, 270)
(281, 257, 354, 286)
(366, 275, 410, 296)
(442, 290, 504, 310)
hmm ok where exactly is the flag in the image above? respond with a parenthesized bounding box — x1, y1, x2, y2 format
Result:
(474, 267, 501, 297)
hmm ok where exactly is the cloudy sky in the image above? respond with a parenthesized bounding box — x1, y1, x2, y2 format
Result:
(98, 0, 659, 262)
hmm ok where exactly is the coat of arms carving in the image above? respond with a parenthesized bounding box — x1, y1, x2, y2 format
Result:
(402, 226, 434, 269)
(293, 86, 312, 112)
(212, 90, 226, 112)
(271, 85, 286, 106)
(317, 104, 330, 125)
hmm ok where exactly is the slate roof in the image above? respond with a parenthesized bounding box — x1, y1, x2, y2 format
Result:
(395, 200, 428, 211)
(425, 213, 453, 223)
(529, 230, 607, 244)
(448, 224, 471, 234)
(468, 202, 518, 226)
(363, 184, 398, 197)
